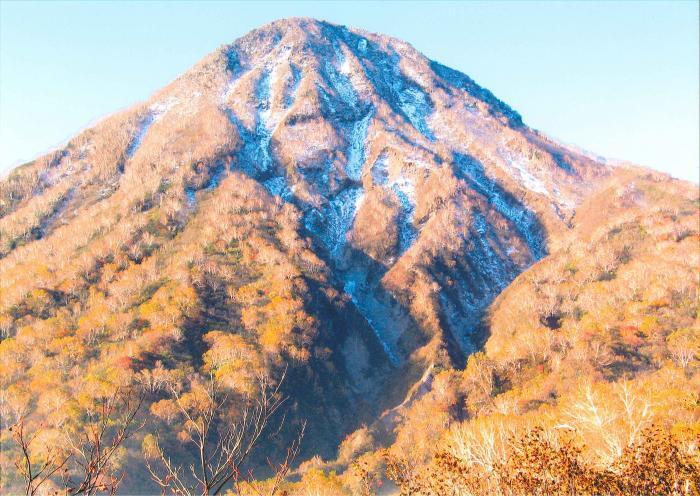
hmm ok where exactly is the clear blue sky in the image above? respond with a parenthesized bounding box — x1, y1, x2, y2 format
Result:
(1, 1, 698, 182)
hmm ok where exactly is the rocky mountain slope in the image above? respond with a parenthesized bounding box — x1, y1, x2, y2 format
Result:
(1, 18, 696, 494)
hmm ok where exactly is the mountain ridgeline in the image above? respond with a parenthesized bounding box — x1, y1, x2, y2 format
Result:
(1, 19, 697, 495)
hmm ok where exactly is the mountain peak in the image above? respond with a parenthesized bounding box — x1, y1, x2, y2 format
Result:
(2, 15, 697, 495)
(251, 16, 340, 32)
(223, 17, 353, 60)
(0, 17, 612, 369)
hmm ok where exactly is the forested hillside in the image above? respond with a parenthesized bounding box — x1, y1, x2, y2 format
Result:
(0, 18, 697, 495)
(324, 170, 699, 495)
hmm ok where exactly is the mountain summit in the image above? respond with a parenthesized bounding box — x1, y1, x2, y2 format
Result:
(1, 18, 697, 494)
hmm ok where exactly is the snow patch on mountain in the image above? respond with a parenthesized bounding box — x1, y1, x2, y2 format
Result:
(455, 153, 546, 260)
(263, 176, 294, 200)
(325, 60, 359, 111)
(371, 152, 389, 186)
(334, 42, 351, 75)
(350, 43, 434, 140)
(471, 212, 513, 283)
(150, 98, 178, 121)
(222, 67, 282, 177)
(343, 272, 401, 366)
(125, 119, 152, 159)
(253, 70, 274, 174)
(284, 64, 303, 108)
(345, 110, 373, 181)
(500, 149, 549, 196)
(389, 176, 417, 253)
(125, 99, 177, 159)
(398, 86, 434, 139)
(221, 50, 246, 103)
(38, 188, 75, 238)
(185, 187, 196, 207)
(297, 151, 407, 366)
(305, 186, 365, 259)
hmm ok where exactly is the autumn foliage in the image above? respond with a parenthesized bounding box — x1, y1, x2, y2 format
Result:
(1, 18, 698, 495)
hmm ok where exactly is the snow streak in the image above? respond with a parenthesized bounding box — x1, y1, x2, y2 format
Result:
(389, 177, 417, 254)
(125, 99, 177, 159)
(263, 176, 293, 200)
(343, 273, 401, 366)
(500, 149, 549, 196)
(371, 153, 389, 186)
(455, 154, 546, 260)
(345, 110, 373, 181)
(304, 186, 365, 259)
(397, 86, 434, 140)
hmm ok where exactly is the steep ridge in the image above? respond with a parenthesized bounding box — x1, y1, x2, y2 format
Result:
(0, 18, 637, 488)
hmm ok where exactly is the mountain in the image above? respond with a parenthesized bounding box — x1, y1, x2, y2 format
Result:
(1, 18, 697, 495)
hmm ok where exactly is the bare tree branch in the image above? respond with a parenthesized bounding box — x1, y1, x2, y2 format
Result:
(9, 386, 145, 496)
(148, 371, 301, 496)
